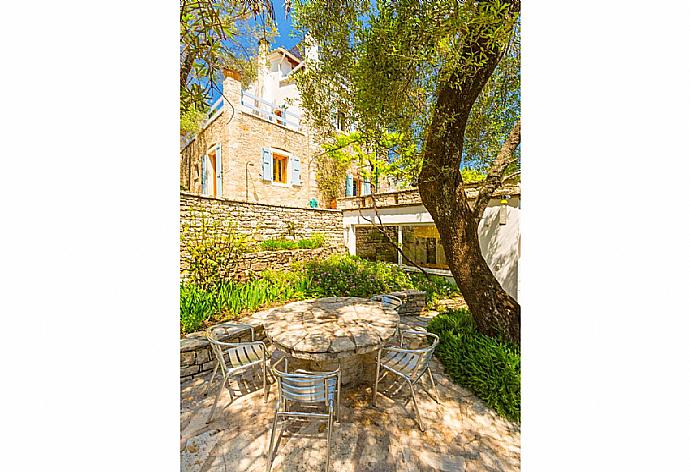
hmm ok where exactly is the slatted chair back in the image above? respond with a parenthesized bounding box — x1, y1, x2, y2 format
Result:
(386, 330, 440, 382)
(272, 362, 340, 410)
(206, 326, 263, 378)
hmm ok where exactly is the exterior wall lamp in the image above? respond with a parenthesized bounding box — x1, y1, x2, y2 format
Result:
(499, 195, 509, 225)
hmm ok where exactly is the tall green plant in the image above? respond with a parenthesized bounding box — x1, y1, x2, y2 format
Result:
(427, 308, 521, 422)
(181, 208, 250, 289)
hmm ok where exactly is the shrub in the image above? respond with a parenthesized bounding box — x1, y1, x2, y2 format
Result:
(259, 233, 326, 251)
(260, 239, 298, 251)
(181, 215, 250, 289)
(427, 308, 521, 423)
(303, 254, 414, 298)
(298, 233, 325, 249)
(409, 272, 461, 306)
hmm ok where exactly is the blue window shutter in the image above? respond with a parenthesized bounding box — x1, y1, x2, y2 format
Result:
(201, 156, 207, 194)
(215, 144, 222, 197)
(345, 174, 353, 196)
(362, 178, 371, 196)
(291, 155, 301, 185)
(261, 148, 273, 181)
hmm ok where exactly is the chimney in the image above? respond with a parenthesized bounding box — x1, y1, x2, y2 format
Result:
(222, 68, 242, 107)
(257, 38, 270, 99)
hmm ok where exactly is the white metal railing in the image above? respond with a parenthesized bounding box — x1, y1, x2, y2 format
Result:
(181, 91, 302, 150)
(206, 96, 224, 124)
(240, 90, 301, 131)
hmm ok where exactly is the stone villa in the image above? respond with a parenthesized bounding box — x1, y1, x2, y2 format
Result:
(180, 39, 385, 209)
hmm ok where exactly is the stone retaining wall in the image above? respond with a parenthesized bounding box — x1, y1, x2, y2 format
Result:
(185, 245, 347, 283)
(181, 191, 343, 243)
(180, 290, 427, 381)
(180, 192, 346, 279)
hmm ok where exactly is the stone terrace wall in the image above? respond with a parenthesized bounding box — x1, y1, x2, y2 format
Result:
(180, 192, 345, 277)
(336, 184, 521, 210)
(180, 289, 427, 381)
(215, 245, 347, 283)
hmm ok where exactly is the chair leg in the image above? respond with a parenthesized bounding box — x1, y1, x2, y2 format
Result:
(336, 373, 341, 423)
(326, 407, 333, 472)
(204, 361, 219, 397)
(265, 410, 280, 472)
(427, 368, 440, 403)
(263, 362, 269, 403)
(407, 379, 425, 432)
(372, 350, 381, 406)
(207, 374, 227, 424)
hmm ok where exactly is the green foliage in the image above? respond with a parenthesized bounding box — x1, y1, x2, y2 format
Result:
(460, 168, 487, 183)
(298, 233, 326, 249)
(427, 308, 521, 423)
(180, 0, 275, 132)
(292, 0, 520, 186)
(303, 254, 414, 298)
(259, 233, 326, 251)
(180, 254, 434, 334)
(181, 212, 251, 289)
(180, 283, 216, 334)
(180, 271, 311, 334)
(408, 273, 461, 307)
(180, 106, 208, 135)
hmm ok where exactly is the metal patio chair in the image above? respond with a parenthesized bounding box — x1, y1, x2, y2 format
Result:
(370, 294, 404, 344)
(204, 322, 270, 423)
(372, 329, 440, 431)
(266, 356, 341, 472)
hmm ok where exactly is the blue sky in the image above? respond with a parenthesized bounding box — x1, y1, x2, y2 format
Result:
(272, 9, 301, 50)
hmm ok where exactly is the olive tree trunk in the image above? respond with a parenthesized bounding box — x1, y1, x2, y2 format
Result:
(418, 0, 521, 344)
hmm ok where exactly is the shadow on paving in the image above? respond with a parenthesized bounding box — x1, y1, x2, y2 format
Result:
(180, 314, 520, 472)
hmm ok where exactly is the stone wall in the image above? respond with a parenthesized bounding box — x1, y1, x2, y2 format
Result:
(355, 226, 398, 264)
(211, 245, 347, 283)
(180, 192, 345, 278)
(180, 289, 428, 381)
(337, 184, 522, 210)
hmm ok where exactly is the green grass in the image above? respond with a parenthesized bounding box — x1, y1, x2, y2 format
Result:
(427, 308, 521, 423)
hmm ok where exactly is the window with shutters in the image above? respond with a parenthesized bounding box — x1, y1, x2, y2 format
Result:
(272, 152, 288, 184)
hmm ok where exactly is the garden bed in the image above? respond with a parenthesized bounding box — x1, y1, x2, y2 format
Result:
(180, 254, 460, 335)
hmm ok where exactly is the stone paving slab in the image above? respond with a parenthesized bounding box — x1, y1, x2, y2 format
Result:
(181, 314, 520, 472)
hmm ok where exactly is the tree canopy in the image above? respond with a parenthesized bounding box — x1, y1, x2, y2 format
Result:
(292, 0, 520, 185)
(180, 0, 276, 134)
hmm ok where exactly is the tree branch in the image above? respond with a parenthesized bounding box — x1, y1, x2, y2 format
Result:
(472, 118, 520, 219)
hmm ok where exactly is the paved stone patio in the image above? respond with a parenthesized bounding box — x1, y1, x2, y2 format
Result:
(181, 311, 520, 471)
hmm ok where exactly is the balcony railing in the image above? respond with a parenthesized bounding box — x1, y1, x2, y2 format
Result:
(181, 92, 302, 149)
(240, 91, 301, 131)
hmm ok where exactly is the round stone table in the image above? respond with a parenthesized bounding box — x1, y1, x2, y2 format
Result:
(258, 297, 399, 386)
